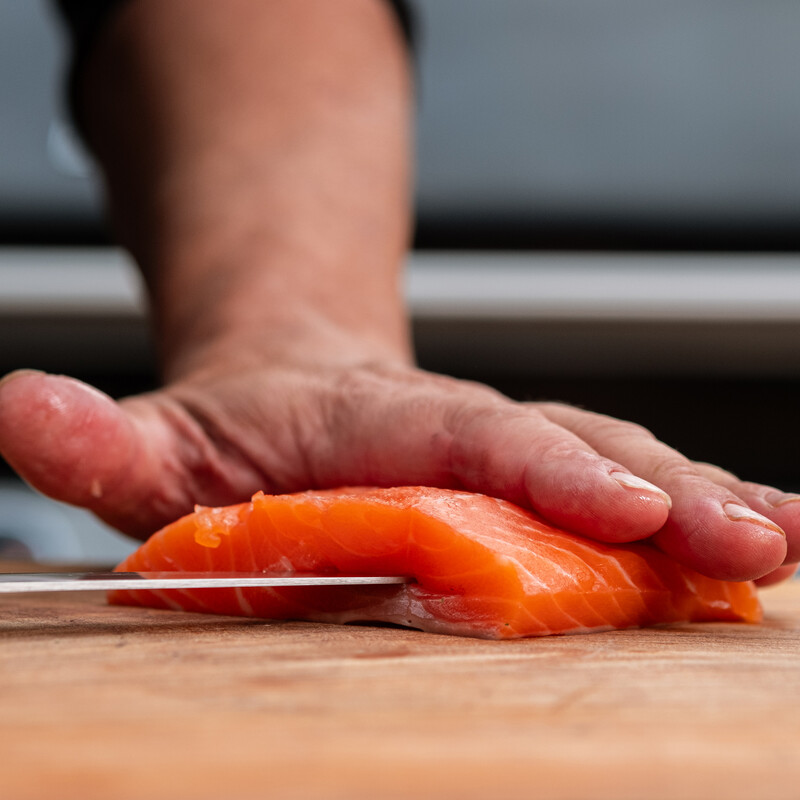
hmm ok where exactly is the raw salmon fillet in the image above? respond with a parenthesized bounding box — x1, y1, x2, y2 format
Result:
(110, 486, 761, 638)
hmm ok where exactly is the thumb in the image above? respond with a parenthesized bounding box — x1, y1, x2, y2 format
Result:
(0, 371, 194, 538)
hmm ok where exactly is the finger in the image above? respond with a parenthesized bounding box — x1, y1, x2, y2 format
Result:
(691, 461, 800, 563)
(445, 405, 673, 542)
(754, 562, 798, 588)
(535, 403, 787, 581)
(0, 371, 262, 538)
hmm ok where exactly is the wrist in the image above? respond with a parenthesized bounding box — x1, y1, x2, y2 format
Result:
(145, 228, 414, 381)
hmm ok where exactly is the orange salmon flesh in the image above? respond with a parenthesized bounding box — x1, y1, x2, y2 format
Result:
(110, 486, 762, 639)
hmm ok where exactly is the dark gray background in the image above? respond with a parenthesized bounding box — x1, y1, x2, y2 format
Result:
(2, 0, 800, 247)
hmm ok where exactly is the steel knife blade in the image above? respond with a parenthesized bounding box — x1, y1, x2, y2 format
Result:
(0, 571, 411, 594)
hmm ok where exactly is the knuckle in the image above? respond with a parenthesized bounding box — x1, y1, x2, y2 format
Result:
(537, 402, 657, 444)
(692, 460, 740, 485)
(599, 416, 656, 442)
(644, 454, 706, 488)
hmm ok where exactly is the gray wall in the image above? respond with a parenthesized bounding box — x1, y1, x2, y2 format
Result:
(2, 1, 800, 242)
(415, 0, 800, 232)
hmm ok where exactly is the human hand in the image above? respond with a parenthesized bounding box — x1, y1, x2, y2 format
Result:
(26, 0, 795, 587)
(0, 363, 795, 585)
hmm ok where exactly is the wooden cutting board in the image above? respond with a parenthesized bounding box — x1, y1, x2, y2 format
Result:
(1, 564, 799, 800)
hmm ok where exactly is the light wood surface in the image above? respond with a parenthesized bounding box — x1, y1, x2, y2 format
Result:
(2, 564, 799, 800)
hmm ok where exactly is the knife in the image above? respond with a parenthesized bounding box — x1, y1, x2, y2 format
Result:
(0, 571, 411, 594)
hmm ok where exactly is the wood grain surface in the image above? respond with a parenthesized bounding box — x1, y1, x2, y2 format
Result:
(1, 564, 799, 800)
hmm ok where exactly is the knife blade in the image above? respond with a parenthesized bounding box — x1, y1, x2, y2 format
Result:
(0, 571, 411, 594)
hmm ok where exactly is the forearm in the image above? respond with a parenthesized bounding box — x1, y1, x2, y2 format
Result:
(78, 0, 414, 378)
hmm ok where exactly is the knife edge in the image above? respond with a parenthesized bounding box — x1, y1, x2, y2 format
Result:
(0, 572, 412, 594)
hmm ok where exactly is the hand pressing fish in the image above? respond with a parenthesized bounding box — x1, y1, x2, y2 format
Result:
(109, 487, 760, 638)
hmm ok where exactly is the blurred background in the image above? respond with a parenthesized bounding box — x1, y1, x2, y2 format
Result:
(2, 0, 800, 562)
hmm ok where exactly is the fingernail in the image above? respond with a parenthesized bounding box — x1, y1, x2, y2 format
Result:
(611, 471, 672, 508)
(771, 493, 800, 508)
(723, 502, 786, 537)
